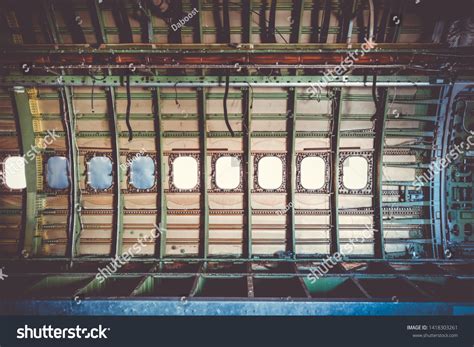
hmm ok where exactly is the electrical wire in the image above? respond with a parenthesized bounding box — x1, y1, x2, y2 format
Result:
(88, 71, 107, 81)
(242, 83, 254, 134)
(88, 71, 106, 114)
(387, 86, 398, 116)
(137, 0, 151, 18)
(245, 82, 254, 110)
(125, 74, 133, 141)
(60, 88, 85, 238)
(223, 73, 235, 137)
(91, 79, 95, 113)
(67, 87, 84, 229)
(31, 63, 467, 72)
(267, 0, 277, 43)
(371, 74, 379, 121)
(174, 82, 179, 105)
(44, 66, 60, 76)
(173, 82, 184, 110)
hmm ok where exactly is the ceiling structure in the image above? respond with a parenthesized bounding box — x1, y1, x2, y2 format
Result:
(0, 0, 473, 315)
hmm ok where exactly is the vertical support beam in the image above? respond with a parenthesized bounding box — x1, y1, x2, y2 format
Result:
(319, 0, 331, 43)
(290, 0, 304, 44)
(167, 0, 183, 44)
(330, 89, 342, 255)
(41, 0, 61, 44)
(152, 88, 167, 258)
(191, 0, 203, 43)
(431, 85, 453, 258)
(310, 0, 320, 43)
(222, 0, 231, 43)
(345, 0, 358, 45)
(241, 0, 253, 256)
(138, 0, 153, 43)
(242, 0, 252, 257)
(376, 0, 391, 43)
(212, 0, 224, 43)
(243, 88, 252, 258)
(373, 88, 389, 259)
(198, 88, 209, 259)
(12, 87, 38, 256)
(106, 87, 123, 257)
(62, 87, 81, 259)
(286, 88, 297, 257)
(286, 0, 304, 257)
(42, 0, 72, 257)
(242, 0, 252, 43)
(195, 1, 207, 258)
(259, 0, 278, 43)
(267, 0, 277, 43)
(89, 0, 107, 44)
(112, 0, 133, 43)
(337, 0, 355, 43)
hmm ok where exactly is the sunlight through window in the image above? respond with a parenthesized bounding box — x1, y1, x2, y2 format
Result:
(258, 156, 283, 190)
(173, 156, 198, 190)
(4, 156, 26, 189)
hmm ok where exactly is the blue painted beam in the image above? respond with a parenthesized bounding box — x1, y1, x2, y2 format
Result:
(0, 300, 472, 316)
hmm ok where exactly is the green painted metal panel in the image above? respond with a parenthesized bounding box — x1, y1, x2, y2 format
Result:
(106, 88, 123, 257)
(0, 75, 451, 87)
(153, 88, 167, 258)
(330, 89, 342, 254)
(63, 87, 81, 258)
(12, 87, 39, 256)
(198, 89, 209, 259)
(243, 88, 252, 258)
(386, 219, 431, 225)
(374, 89, 389, 259)
(287, 88, 297, 256)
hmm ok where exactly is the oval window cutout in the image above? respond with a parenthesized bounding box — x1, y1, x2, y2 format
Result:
(47, 156, 70, 189)
(173, 156, 198, 190)
(300, 156, 325, 190)
(4, 156, 26, 189)
(258, 156, 283, 190)
(216, 156, 240, 190)
(342, 156, 368, 190)
(130, 156, 156, 190)
(88, 156, 113, 190)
